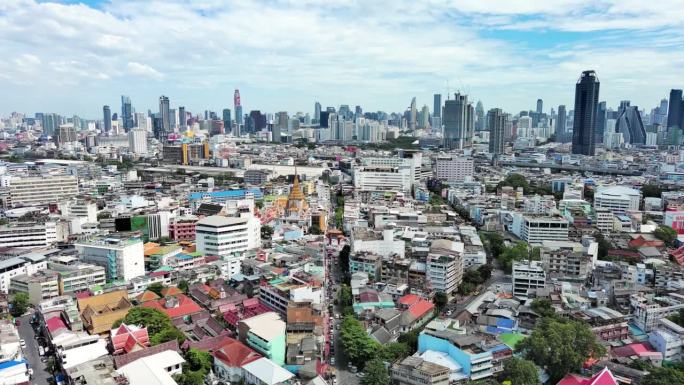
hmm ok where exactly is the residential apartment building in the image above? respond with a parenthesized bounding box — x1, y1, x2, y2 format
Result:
(649, 318, 684, 362)
(195, 215, 261, 257)
(513, 214, 569, 243)
(48, 256, 107, 295)
(8, 175, 78, 206)
(434, 156, 474, 182)
(631, 293, 684, 332)
(418, 330, 494, 382)
(426, 252, 463, 295)
(0, 253, 48, 293)
(390, 356, 450, 385)
(350, 252, 382, 280)
(75, 237, 145, 282)
(238, 312, 287, 366)
(512, 260, 546, 298)
(0, 222, 57, 248)
(10, 270, 60, 305)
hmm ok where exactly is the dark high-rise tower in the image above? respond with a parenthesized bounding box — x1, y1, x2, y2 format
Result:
(487, 108, 506, 155)
(103, 105, 112, 133)
(158, 95, 170, 135)
(234, 89, 243, 135)
(556, 105, 566, 142)
(595, 101, 606, 144)
(443, 93, 474, 150)
(121, 95, 133, 132)
(314, 102, 321, 123)
(178, 106, 186, 130)
(667, 89, 683, 130)
(433, 94, 442, 118)
(536, 99, 543, 114)
(222, 108, 231, 133)
(571, 70, 600, 156)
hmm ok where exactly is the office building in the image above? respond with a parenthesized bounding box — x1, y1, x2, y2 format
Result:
(128, 128, 147, 155)
(536, 98, 543, 114)
(178, 106, 186, 129)
(443, 93, 474, 150)
(433, 94, 441, 118)
(409, 97, 417, 130)
(48, 255, 107, 296)
(158, 95, 170, 138)
(615, 101, 646, 145)
(162, 142, 210, 165)
(103, 105, 112, 133)
(222, 108, 231, 133)
(514, 215, 569, 243)
(512, 260, 546, 298)
(10, 270, 60, 305)
(556, 105, 567, 142)
(594, 186, 641, 215)
(274, 111, 288, 142)
(487, 108, 506, 155)
(8, 175, 78, 206)
(434, 156, 474, 182)
(41, 113, 60, 136)
(75, 237, 145, 282)
(0, 253, 48, 293)
(195, 215, 261, 257)
(667, 89, 683, 130)
(121, 95, 133, 132)
(56, 124, 77, 145)
(475, 100, 484, 131)
(353, 165, 412, 193)
(314, 101, 321, 123)
(595, 101, 607, 144)
(572, 70, 600, 156)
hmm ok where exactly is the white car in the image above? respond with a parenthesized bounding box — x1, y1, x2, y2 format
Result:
(19, 339, 26, 348)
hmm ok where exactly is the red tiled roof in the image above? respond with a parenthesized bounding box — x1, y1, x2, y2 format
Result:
(137, 290, 160, 303)
(46, 316, 67, 333)
(611, 342, 655, 358)
(557, 367, 618, 385)
(160, 287, 183, 297)
(141, 294, 203, 319)
(212, 337, 261, 368)
(407, 299, 435, 318)
(111, 324, 150, 355)
(398, 294, 420, 306)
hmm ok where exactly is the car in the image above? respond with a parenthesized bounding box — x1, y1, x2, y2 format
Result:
(19, 339, 26, 348)
(357, 372, 365, 378)
(332, 378, 338, 385)
(330, 357, 336, 365)
(446, 310, 452, 316)
(350, 365, 357, 373)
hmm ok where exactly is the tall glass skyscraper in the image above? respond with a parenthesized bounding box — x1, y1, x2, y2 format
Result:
(443, 93, 474, 150)
(556, 105, 566, 142)
(103, 105, 112, 133)
(121, 95, 133, 132)
(158, 95, 170, 139)
(668, 89, 683, 130)
(433, 94, 442, 118)
(571, 70, 600, 156)
(487, 108, 506, 155)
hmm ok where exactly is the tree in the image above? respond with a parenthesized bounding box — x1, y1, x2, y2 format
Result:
(594, 232, 611, 260)
(398, 328, 421, 353)
(642, 366, 684, 385)
(501, 357, 539, 385)
(517, 317, 606, 384)
(185, 348, 213, 373)
(339, 245, 351, 284)
(114, 307, 186, 346)
(499, 242, 530, 273)
(498, 173, 530, 191)
(339, 285, 353, 315)
(378, 342, 410, 362)
(151, 326, 186, 346)
(361, 358, 389, 385)
(147, 282, 165, 297)
(340, 316, 381, 367)
(261, 225, 274, 240)
(478, 264, 493, 281)
(177, 280, 189, 294)
(530, 298, 555, 318)
(433, 292, 448, 312)
(655, 225, 678, 247)
(458, 281, 476, 295)
(641, 184, 663, 199)
(10, 293, 29, 317)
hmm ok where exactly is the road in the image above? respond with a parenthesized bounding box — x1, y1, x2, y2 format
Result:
(17, 313, 51, 385)
(325, 245, 360, 385)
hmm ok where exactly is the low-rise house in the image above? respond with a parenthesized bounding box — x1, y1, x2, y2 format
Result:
(116, 349, 185, 385)
(212, 337, 262, 383)
(390, 356, 450, 385)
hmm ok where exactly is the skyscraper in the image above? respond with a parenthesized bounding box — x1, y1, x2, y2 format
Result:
(158, 95, 170, 138)
(487, 108, 506, 155)
(222, 108, 231, 133)
(595, 101, 607, 144)
(536, 99, 543, 114)
(121, 95, 133, 132)
(443, 93, 474, 150)
(314, 102, 321, 123)
(103, 105, 112, 133)
(615, 101, 646, 145)
(571, 70, 600, 156)
(475, 100, 485, 131)
(234, 89, 243, 134)
(274, 111, 288, 142)
(667, 89, 683, 130)
(433, 94, 442, 118)
(556, 105, 567, 142)
(409, 97, 417, 130)
(178, 106, 186, 130)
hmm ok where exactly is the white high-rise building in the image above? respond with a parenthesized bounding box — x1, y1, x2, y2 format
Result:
(594, 186, 641, 215)
(426, 252, 463, 295)
(75, 237, 145, 282)
(512, 260, 546, 298)
(128, 128, 148, 155)
(195, 215, 261, 257)
(434, 157, 474, 182)
(8, 175, 78, 206)
(0, 222, 57, 248)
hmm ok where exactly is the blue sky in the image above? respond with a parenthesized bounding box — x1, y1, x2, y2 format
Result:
(1, 0, 683, 119)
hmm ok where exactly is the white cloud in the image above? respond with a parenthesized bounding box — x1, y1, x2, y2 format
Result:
(126, 62, 164, 80)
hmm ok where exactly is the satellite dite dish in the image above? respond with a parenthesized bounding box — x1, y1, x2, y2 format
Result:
(412, 140, 419, 145)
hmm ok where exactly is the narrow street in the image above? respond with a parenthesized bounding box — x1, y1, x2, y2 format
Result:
(17, 313, 51, 385)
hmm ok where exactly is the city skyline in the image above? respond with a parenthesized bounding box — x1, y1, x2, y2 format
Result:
(1, 0, 683, 117)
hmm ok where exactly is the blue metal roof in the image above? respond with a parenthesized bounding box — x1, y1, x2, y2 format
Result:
(188, 188, 262, 201)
